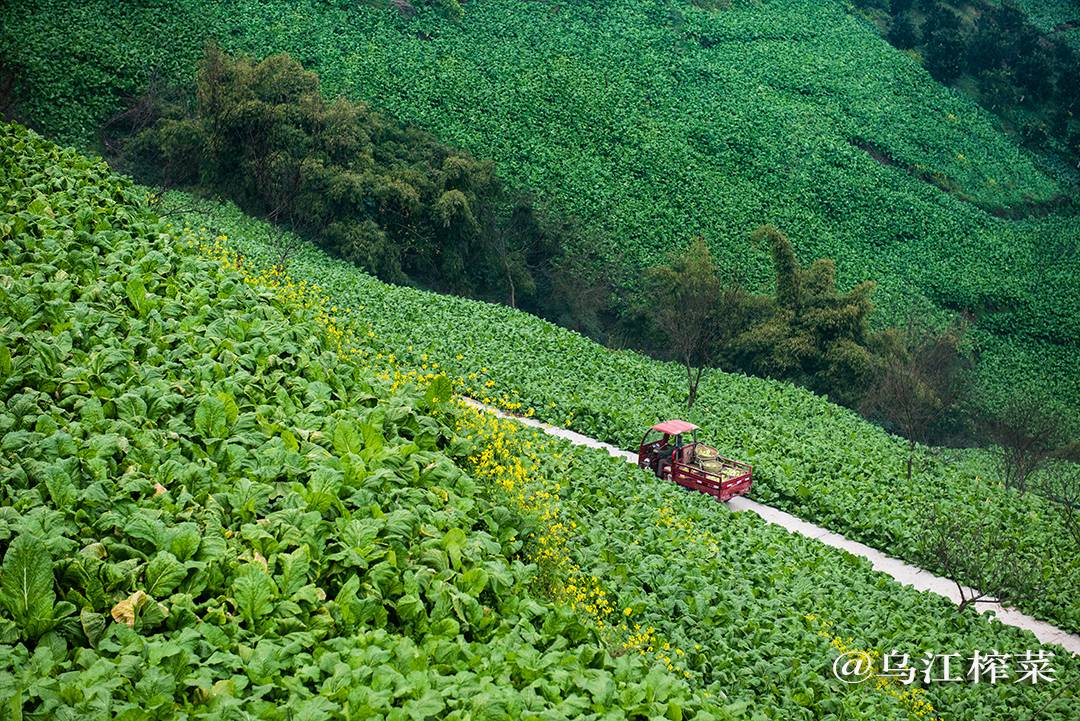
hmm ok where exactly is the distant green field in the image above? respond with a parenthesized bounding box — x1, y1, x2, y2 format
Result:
(3, 0, 1079, 415)
(158, 190, 1080, 635)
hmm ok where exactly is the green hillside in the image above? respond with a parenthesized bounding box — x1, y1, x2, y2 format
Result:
(4, 122, 1078, 721)
(0, 122, 727, 720)
(3, 0, 1080, 415)
(156, 190, 1080, 636)
(1013, 0, 1080, 47)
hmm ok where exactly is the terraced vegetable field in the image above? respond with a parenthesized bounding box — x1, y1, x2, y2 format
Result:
(4, 122, 1078, 721)
(159, 191, 1080, 638)
(4, 0, 1080, 415)
(0, 123, 725, 720)
(460, 407, 1080, 719)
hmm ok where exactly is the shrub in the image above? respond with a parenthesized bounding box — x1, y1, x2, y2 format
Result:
(119, 45, 560, 304)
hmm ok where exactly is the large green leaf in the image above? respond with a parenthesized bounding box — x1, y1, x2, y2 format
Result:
(233, 569, 275, 627)
(79, 609, 106, 647)
(145, 551, 186, 597)
(194, 396, 229, 439)
(422, 374, 452, 407)
(360, 420, 383, 455)
(275, 546, 310, 598)
(333, 420, 363, 456)
(404, 690, 444, 721)
(0, 534, 56, 639)
(442, 528, 467, 571)
(126, 276, 150, 317)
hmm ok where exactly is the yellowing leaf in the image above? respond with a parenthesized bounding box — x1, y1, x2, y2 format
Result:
(111, 590, 149, 627)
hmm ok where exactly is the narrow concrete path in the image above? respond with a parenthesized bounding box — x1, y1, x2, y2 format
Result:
(463, 399, 1080, 655)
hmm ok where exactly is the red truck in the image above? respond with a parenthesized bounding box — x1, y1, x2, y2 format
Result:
(637, 420, 752, 502)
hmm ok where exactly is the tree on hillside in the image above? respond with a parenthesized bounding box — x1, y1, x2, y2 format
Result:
(922, 6, 966, 83)
(548, 244, 617, 342)
(887, 11, 920, 50)
(919, 505, 1044, 613)
(483, 196, 562, 310)
(984, 394, 1069, 495)
(727, 225, 878, 407)
(644, 237, 740, 410)
(860, 314, 971, 482)
(1038, 460, 1080, 552)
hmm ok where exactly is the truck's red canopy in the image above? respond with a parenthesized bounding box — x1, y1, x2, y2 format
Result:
(651, 420, 698, 435)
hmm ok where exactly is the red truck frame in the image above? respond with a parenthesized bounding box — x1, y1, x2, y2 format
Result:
(637, 420, 752, 502)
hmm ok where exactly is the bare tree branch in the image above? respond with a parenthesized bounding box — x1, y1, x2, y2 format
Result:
(984, 395, 1069, 494)
(919, 505, 1045, 613)
(1037, 460, 1080, 551)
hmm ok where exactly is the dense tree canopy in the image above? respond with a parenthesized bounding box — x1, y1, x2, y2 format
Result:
(641, 226, 880, 409)
(643, 237, 728, 409)
(725, 225, 878, 407)
(119, 45, 560, 303)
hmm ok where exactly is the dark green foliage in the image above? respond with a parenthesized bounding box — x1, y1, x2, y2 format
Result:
(383, 0, 465, 21)
(860, 316, 973, 477)
(761, 225, 800, 312)
(886, 11, 920, 49)
(637, 227, 878, 408)
(119, 45, 559, 304)
(0, 61, 16, 121)
(642, 237, 729, 409)
(859, 0, 1080, 171)
(1038, 460, 1080, 554)
(923, 7, 966, 83)
(726, 226, 877, 407)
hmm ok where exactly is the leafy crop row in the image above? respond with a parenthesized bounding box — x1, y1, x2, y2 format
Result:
(460, 408, 1080, 719)
(0, 123, 732, 720)
(164, 193, 1080, 636)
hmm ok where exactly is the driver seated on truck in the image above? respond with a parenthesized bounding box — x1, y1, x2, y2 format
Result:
(644, 439, 665, 459)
